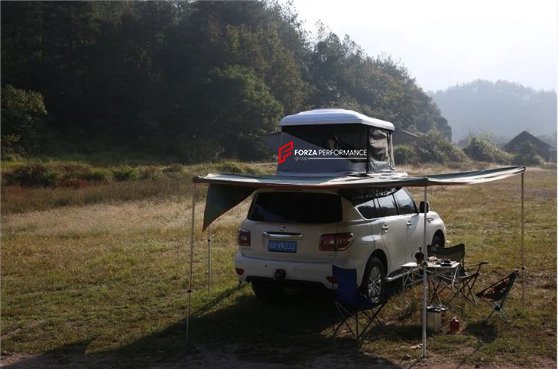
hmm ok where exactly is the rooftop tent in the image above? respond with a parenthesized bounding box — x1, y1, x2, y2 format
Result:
(277, 109, 395, 176)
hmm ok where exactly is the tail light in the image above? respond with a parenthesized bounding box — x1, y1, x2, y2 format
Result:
(319, 232, 354, 251)
(235, 268, 244, 275)
(237, 228, 251, 246)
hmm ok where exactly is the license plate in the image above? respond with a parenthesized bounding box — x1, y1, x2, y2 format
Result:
(268, 240, 297, 253)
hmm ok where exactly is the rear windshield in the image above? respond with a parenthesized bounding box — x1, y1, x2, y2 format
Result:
(248, 192, 342, 223)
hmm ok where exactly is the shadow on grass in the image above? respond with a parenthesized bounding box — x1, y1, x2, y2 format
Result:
(464, 320, 498, 343)
(5, 285, 405, 369)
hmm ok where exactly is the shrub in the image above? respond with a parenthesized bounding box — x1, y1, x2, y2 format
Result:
(5, 164, 58, 187)
(112, 166, 140, 181)
(139, 166, 163, 180)
(414, 132, 467, 164)
(162, 164, 184, 178)
(214, 161, 269, 175)
(463, 136, 512, 164)
(85, 168, 112, 183)
(394, 145, 418, 165)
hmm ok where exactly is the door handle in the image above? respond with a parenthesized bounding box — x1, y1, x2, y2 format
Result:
(406, 221, 413, 226)
(382, 224, 389, 231)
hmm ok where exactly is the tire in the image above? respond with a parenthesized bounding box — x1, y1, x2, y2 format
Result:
(251, 280, 284, 301)
(361, 256, 386, 303)
(432, 233, 445, 248)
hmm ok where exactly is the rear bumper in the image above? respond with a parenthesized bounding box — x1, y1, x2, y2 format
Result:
(235, 253, 343, 289)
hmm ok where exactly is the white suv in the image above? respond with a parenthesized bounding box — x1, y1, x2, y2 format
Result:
(234, 187, 446, 300)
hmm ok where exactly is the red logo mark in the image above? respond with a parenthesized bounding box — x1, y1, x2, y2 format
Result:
(278, 141, 294, 164)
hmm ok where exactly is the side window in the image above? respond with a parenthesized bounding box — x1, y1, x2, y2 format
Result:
(357, 199, 380, 219)
(377, 194, 398, 217)
(394, 189, 417, 215)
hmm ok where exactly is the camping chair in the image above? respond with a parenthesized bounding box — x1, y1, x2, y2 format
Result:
(476, 270, 519, 322)
(428, 244, 488, 305)
(332, 265, 387, 339)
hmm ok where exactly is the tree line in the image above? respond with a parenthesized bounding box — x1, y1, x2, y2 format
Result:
(1, 1, 451, 162)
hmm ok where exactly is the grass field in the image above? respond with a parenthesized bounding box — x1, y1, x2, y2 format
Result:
(1, 162, 556, 368)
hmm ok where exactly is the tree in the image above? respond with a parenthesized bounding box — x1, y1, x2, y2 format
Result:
(0, 1, 454, 161)
(1, 85, 47, 156)
(186, 65, 283, 161)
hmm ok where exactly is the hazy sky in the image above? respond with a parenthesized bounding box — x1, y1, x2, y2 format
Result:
(289, 0, 557, 92)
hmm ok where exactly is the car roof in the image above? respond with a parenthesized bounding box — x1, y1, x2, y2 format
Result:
(279, 109, 395, 131)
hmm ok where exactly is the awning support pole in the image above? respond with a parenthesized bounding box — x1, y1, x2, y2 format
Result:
(422, 186, 428, 358)
(186, 183, 197, 341)
(207, 225, 211, 292)
(521, 172, 525, 305)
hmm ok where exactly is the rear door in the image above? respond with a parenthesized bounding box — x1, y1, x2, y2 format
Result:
(375, 191, 410, 269)
(242, 191, 342, 262)
(394, 188, 424, 262)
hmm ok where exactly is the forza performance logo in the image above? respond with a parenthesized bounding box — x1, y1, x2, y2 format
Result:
(278, 141, 294, 164)
(278, 140, 367, 164)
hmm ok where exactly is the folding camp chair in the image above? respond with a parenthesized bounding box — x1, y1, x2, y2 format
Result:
(332, 265, 386, 339)
(476, 270, 519, 322)
(428, 244, 488, 305)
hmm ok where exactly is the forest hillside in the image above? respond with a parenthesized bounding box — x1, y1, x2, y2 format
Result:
(432, 80, 557, 145)
(1, 1, 450, 162)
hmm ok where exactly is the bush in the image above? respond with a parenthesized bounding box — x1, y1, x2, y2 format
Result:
(112, 166, 140, 181)
(4, 164, 58, 187)
(394, 145, 418, 165)
(463, 136, 512, 164)
(162, 164, 184, 178)
(85, 168, 112, 183)
(414, 132, 467, 164)
(139, 166, 163, 180)
(214, 161, 264, 175)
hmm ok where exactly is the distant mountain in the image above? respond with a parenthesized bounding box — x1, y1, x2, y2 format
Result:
(432, 80, 557, 143)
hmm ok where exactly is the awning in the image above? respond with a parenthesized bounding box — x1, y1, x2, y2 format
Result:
(188, 165, 527, 355)
(193, 166, 525, 230)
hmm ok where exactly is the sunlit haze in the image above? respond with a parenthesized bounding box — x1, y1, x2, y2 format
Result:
(289, 0, 557, 92)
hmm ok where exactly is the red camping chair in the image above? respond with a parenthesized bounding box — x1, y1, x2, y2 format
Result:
(475, 270, 519, 322)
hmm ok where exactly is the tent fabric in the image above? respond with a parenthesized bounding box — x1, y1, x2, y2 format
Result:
(193, 166, 525, 230)
(368, 128, 394, 172)
(202, 184, 255, 231)
(277, 124, 395, 176)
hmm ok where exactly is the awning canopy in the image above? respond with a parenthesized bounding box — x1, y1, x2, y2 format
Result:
(193, 166, 525, 230)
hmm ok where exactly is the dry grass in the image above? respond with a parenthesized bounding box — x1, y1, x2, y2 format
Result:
(0, 163, 555, 368)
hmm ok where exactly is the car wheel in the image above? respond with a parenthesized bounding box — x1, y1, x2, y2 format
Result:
(432, 233, 445, 248)
(251, 280, 284, 301)
(361, 256, 386, 303)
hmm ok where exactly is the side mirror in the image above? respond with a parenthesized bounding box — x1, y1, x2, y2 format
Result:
(419, 201, 429, 213)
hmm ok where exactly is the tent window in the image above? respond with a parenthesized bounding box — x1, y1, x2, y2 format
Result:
(368, 128, 394, 171)
(283, 124, 368, 155)
(369, 129, 390, 162)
